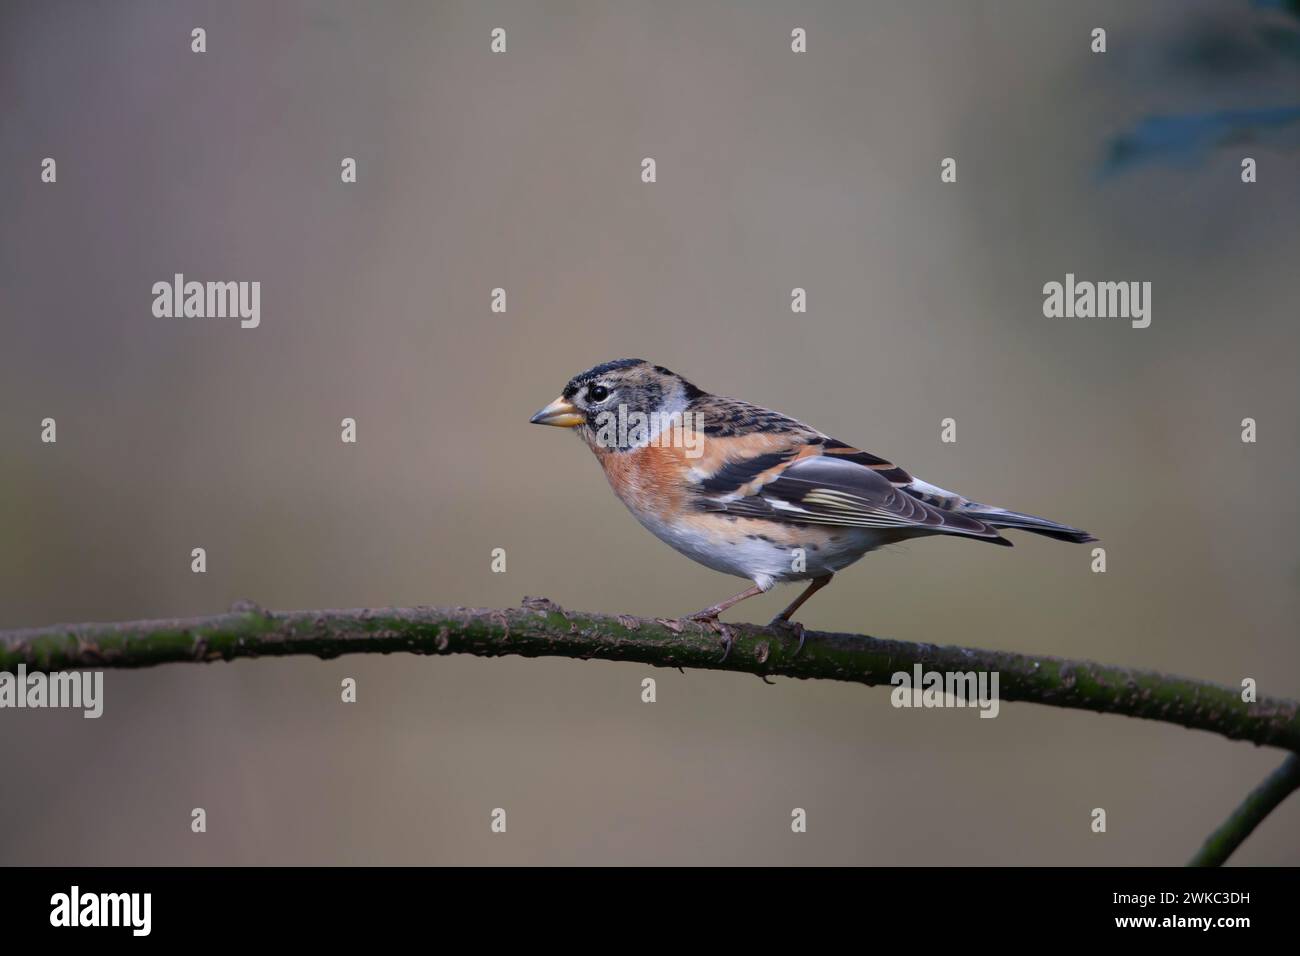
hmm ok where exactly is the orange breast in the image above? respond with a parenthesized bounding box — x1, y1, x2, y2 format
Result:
(594, 443, 692, 519)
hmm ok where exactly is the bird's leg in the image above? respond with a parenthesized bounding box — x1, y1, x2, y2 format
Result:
(769, 574, 833, 657)
(687, 583, 767, 622)
(685, 583, 767, 662)
(771, 573, 833, 623)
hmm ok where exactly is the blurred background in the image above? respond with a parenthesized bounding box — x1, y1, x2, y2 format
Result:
(1, 0, 1297, 865)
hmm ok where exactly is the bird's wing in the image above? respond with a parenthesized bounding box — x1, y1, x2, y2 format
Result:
(695, 444, 1008, 543)
(817, 440, 915, 487)
(820, 439, 979, 511)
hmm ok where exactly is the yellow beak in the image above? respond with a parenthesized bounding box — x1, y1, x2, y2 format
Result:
(529, 395, 585, 428)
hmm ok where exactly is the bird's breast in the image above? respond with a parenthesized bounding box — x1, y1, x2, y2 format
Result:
(593, 443, 690, 519)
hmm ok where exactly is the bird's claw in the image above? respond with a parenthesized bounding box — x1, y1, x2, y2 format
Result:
(714, 622, 736, 662)
(769, 617, 808, 657)
(683, 611, 736, 662)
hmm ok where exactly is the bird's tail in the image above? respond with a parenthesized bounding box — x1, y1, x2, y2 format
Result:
(962, 505, 1097, 544)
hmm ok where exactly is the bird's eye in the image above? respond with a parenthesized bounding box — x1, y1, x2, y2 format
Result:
(587, 385, 610, 403)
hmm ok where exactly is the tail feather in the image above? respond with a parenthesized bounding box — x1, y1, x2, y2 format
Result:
(963, 506, 1097, 544)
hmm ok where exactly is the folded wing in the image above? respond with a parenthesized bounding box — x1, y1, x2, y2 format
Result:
(697, 453, 1011, 545)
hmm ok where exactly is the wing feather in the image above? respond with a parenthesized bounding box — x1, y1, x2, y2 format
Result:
(698, 451, 1009, 544)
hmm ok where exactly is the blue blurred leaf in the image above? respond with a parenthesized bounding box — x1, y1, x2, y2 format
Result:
(1100, 106, 1300, 177)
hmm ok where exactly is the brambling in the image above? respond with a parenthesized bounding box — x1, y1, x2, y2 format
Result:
(530, 359, 1095, 657)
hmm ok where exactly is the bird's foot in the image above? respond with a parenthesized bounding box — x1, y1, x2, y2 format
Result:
(769, 617, 808, 657)
(684, 609, 737, 662)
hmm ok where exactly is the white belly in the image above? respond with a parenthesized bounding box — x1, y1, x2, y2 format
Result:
(628, 507, 887, 590)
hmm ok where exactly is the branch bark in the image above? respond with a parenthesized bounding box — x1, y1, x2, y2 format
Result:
(1188, 753, 1300, 867)
(3, 596, 1296, 751)
(4, 597, 1298, 866)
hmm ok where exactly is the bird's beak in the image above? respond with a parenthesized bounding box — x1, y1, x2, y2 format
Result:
(529, 395, 585, 428)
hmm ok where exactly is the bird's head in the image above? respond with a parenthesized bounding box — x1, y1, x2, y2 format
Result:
(529, 359, 703, 451)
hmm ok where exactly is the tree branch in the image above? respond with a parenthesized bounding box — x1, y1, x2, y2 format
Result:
(5, 596, 1297, 865)
(1188, 753, 1300, 867)
(3, 596, 1297, 751)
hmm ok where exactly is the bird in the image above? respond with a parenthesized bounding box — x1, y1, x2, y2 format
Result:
(529, 359, 1096, 658)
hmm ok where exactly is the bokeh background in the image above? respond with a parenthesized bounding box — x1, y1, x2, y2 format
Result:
(2, 0, 1297, 865)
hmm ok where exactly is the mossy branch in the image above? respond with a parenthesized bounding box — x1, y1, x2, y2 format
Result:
(1188, 753, 1300, 866)
(2, 596, 1296, 864)
(4, 596, 1294, 748)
